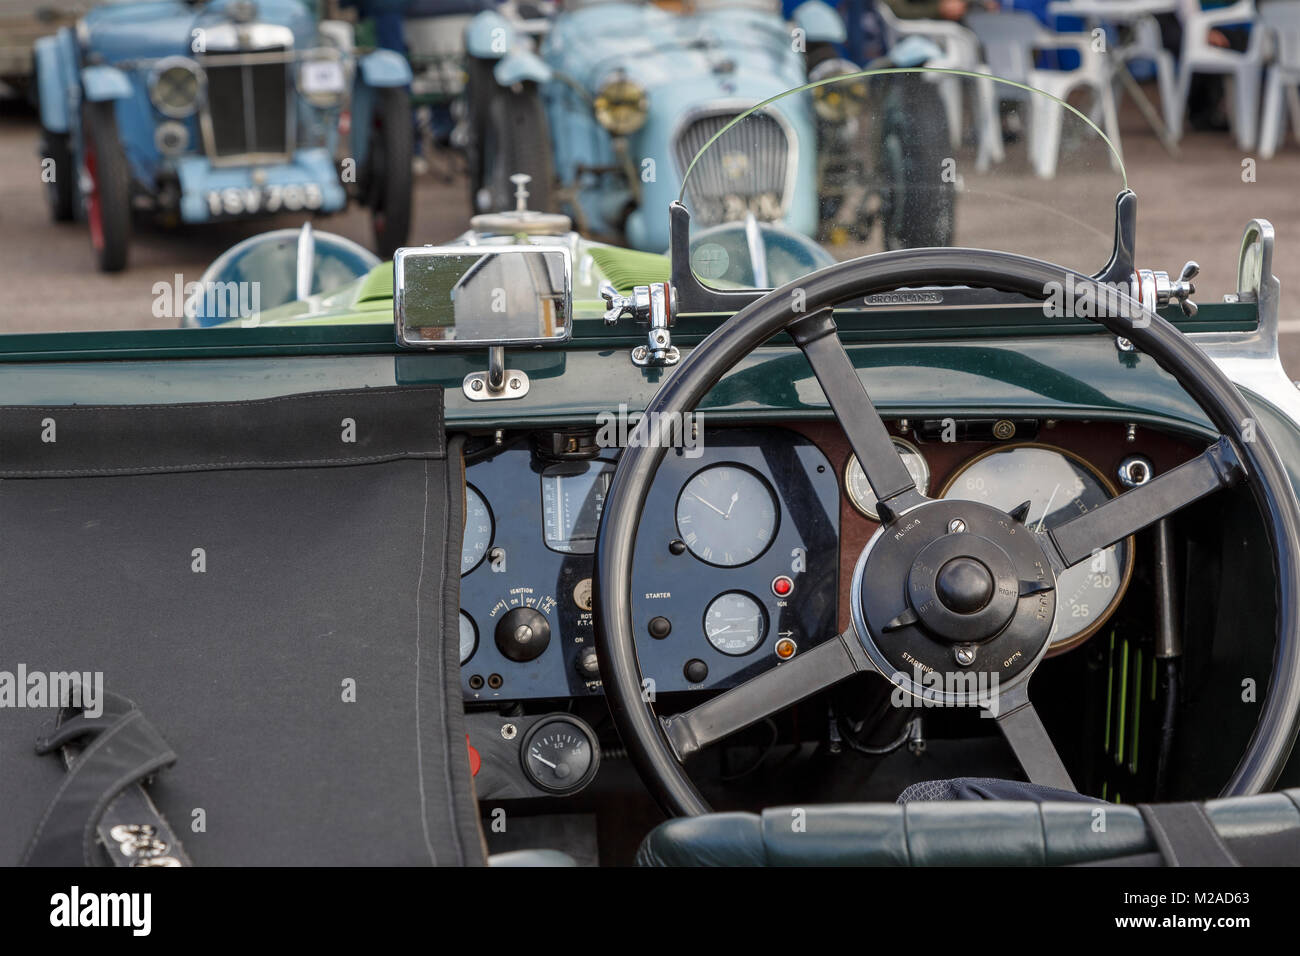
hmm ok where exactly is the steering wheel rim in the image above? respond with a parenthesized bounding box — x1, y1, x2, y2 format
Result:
(594, 247, 1300, 818)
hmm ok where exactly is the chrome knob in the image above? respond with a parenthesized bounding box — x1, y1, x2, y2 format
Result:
(1161, 261, 1199, 317)
(511, 173, 531, 212)
(599, 281, 636, 325)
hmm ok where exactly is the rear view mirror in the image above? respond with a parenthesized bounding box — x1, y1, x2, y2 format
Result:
(394, 246, 572, 348)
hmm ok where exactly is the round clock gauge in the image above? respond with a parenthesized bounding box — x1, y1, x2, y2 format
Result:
(674, 464, 778, 567)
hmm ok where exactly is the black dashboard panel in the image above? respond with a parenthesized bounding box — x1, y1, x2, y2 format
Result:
(459, 427, 840, 701)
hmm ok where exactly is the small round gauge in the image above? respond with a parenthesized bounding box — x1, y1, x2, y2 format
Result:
(520, 717, 600, 795)
(675, 464, 778, 567)
(939, 444, 1134, 653)
(845, 438, 931, 520)
(704, 591, 768, 656)
(461, 485, 493, 575)
(458, 611, 478, 665)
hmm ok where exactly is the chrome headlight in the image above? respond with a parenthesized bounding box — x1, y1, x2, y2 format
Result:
(594, 75, 648, 136)
(808, 59, 867, 123)
(149, 56, 204, 119)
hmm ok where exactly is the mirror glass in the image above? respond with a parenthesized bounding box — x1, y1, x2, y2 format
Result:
(395, 247, 571, 347)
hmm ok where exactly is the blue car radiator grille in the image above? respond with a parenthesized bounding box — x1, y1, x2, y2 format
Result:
(673, 110, 792, 226)
(200, 51, 291, 161)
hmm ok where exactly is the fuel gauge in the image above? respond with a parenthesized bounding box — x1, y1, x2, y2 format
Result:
(541, 460, 613, 555)
(520, 716, 600, 795)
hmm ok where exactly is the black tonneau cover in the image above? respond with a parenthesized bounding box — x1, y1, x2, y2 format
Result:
(0, 386, 483, 865)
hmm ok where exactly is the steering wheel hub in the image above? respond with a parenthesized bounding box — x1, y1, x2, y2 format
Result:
(935, 557, 995, 613)
(855, 499, 1057, 689)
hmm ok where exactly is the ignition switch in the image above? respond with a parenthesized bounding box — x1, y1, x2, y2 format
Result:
(495, 608, 552, 662)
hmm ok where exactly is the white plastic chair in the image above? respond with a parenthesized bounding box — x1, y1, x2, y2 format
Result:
(1129, 10, 1183, 136)
(1258, 0, 1300, 158)
(876, 3, 1004, 168)
(1172, 0, 1266, 149)
(966, 9, 1123, 179)
(1048, 1, 1182, 140)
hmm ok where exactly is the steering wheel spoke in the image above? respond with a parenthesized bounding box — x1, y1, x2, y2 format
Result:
(991, 684, 1075, 791)
(1048, 437, 1244, 569)
(660, 630, 868, 758)
(788, 310, 927, 524)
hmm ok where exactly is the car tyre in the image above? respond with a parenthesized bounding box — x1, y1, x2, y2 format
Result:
(368, 85, 415, 260)
(42, 131, 76, 223)
(475, 82, 554, 214)
(81, 101, 130, 273)
(876, 75, 955, 251)
(464, 56, 497, 212)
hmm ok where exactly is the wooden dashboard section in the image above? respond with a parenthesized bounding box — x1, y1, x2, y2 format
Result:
(789, 420, 1204, 634)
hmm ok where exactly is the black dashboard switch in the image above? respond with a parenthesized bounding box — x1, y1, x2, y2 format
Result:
(648, 616, 672, 639)
(683, 659, 709, 683)
(495, 608, 552, 662)
(576, 644, 601, 679)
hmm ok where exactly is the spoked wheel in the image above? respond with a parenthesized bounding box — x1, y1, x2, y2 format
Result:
(368, 86, 414, 260)
(81, 101, 130, 272)
(473, 82, 554, 214)
(595, 247, 1300, 816)
(876, 74, 955, 250)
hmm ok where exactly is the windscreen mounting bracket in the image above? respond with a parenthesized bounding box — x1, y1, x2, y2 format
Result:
(600, 280, 679, 367)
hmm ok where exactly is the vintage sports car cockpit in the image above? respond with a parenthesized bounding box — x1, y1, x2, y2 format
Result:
(2, 68, 1300, 872)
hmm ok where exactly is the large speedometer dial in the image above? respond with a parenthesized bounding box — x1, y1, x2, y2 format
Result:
(939, 444, 1133, 653)
(462, 485, 493, 575)
(675, 465, 778, 567)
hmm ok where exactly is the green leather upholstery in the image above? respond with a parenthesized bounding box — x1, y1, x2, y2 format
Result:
(636, 789, 1300, 866)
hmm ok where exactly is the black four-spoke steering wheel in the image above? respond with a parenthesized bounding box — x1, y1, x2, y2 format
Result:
(594, 248, 1300, 817)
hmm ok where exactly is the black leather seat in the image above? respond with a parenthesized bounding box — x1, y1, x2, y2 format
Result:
(636, 789, 1300, 866)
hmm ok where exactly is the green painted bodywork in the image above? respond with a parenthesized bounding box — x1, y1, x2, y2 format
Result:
(0, 294, 1281, 461)
(0, 237, 1283, 471)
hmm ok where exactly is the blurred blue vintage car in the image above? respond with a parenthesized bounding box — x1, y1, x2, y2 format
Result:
(463, 0, 854, 253)
(34, 0, 414, 272)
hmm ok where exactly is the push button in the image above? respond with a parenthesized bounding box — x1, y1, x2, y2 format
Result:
(648, 616, 672, 639)
(683, 659, 709, 683)
(935, 557, 995, 614)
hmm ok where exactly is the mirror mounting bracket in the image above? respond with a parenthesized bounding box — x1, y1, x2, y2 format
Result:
(463, 345, 531, 401)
